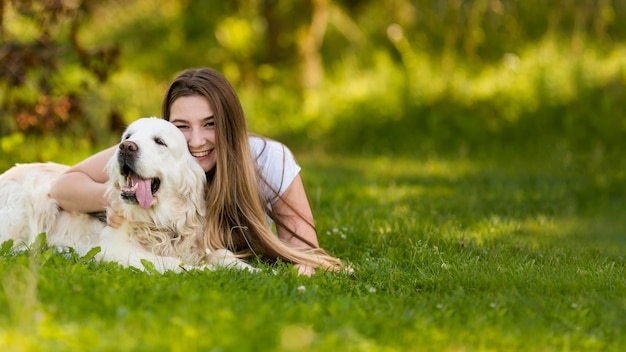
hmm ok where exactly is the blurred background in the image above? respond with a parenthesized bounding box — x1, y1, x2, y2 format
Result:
(1, 0, 625, 165)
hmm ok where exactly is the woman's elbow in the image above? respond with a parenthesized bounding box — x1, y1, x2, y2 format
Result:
(49, 173, 71, 208)
(49, 172, 103, 212)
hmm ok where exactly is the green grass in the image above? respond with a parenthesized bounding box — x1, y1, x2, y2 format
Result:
(3, 6, 626, 351)
(1, 143, 625, 351)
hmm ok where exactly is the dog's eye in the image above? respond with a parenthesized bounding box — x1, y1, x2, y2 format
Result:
(123, 134, 130, 140)
(154, 137, 167, 146)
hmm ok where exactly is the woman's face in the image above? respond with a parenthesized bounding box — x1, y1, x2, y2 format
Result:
(169, 95, 217, 173)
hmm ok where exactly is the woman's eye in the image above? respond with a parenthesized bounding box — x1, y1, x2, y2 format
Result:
(205, 121, 215, 127)
(175, 125, 188, 130)
(154, 138, 167, 146)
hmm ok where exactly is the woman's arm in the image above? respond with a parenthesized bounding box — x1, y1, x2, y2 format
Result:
(50, 146, 118, 213)
(272, 174, 320, 275)
(273, 174, 319, 248)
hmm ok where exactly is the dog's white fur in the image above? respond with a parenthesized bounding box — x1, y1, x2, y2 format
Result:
(0, 117, 255, 273)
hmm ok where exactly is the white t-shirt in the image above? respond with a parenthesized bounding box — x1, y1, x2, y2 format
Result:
(249, 136, 301, 205)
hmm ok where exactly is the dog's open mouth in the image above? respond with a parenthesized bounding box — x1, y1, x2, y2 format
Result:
(120, 165, 161, 209)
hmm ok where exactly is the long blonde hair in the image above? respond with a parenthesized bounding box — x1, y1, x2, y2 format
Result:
(162, 68, 345, 272)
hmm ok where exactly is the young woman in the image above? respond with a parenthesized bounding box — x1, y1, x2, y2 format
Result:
(50, 67, 346, 275)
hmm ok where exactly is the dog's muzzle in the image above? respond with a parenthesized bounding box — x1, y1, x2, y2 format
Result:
(117, 141, 161, 209)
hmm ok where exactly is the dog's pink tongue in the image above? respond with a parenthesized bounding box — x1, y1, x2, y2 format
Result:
(132, 174, 153, 209)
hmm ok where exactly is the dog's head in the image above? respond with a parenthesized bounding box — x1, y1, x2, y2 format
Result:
(106, 117, 206, 224)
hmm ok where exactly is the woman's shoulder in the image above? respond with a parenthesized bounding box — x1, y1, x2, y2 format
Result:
(249, 135, 283, 154)
(248, 135, 301, 199)
(248, 135, 296, 162)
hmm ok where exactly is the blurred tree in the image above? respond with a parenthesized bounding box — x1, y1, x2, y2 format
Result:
(298, 0, 328, 89)
(0, 0, 120, 139)
(1, 0, 625, 146)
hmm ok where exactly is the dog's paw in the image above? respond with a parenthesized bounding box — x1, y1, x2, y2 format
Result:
(204, 248, 260, 272)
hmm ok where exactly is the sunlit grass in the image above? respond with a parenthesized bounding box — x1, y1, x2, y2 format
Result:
(1, 144, 625, 351)
(2, 111, 624, 351)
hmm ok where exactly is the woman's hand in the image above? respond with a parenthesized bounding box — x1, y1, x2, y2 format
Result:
(106, 208, 124, 228)
(294, 263, 316, 276)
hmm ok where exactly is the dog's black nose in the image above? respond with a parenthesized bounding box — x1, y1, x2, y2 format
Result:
(118, 141, 138, 170)
(119, 141, 138, 153)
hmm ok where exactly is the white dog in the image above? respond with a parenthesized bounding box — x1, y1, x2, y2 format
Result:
(0, 117, 255, 273)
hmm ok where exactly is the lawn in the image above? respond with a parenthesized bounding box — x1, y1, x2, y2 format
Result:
(1, 140, 624, 351)
(2, 2, 626, 350)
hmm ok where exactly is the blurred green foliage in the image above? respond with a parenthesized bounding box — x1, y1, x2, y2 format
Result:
(1, 0, 625, 167)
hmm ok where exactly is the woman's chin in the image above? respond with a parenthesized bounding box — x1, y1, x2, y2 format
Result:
(199, 158, 216, 173)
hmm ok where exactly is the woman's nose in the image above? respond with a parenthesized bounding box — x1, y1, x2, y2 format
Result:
(188, 128, 205, 147)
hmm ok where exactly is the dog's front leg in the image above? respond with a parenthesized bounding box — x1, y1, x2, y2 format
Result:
(205, 249, 259, 272)
(97, 226, 187, 273)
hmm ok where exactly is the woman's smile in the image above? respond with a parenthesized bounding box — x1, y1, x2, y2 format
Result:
(191, 149, 212, 158)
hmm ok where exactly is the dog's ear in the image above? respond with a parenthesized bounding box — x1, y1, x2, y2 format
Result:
(177, 158, 207, 218)
(170, 158, 206, 245)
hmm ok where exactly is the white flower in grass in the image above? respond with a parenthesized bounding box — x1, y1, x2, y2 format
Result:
(297, 285, 306, 293)
(326, 226, 348, 239)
